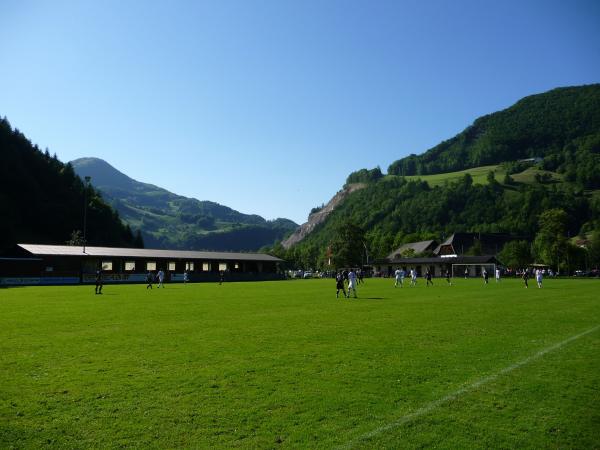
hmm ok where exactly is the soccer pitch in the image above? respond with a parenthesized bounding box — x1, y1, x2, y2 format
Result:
(1, 278, 599, 448)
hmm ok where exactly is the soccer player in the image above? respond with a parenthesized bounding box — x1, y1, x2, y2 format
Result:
(347, 269, 358, 298)
(522, 269, 529, 288)
(495, 268, 501, 282)
(425, 269, 433, 287)
(157, 269, 165, 288)
(183, 270, 189, 284)
(536, 269, 543, 288)
(357, 269, 364, 284)
(146, 271, 154, 289)
(410, 269, 417, 286)
(95, 269, 103, 294)
(483, 269, 489, 284)
(336, 272, 347, 298)
(445, 269, 452, 286)
(464, 267, 469, 279)
(394, 268, 404, 288)
(219, 270, 225, 285)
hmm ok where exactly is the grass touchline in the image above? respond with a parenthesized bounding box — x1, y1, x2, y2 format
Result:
(340, 323, 600, 449)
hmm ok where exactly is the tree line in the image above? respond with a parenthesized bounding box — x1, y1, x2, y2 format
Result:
(387, 84, 600, 189)
(0, 117, 143, 252)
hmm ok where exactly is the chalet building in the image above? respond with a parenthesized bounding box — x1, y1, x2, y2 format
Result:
(373, 233, 521, 277)
(0, 244, 284, 286)
(373, 255, 500, 278)
(435, 233, 526, 257)
(385, 240, 438, 259)
(519, 157, 543, 164)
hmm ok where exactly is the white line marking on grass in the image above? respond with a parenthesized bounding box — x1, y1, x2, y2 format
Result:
(339, 324, 600, 449)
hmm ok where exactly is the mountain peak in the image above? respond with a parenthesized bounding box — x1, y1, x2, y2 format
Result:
(70, 157, 137, 191)
(69, 157, 298, 251)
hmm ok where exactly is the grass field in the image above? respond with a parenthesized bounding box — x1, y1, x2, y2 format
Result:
(1, 278, 599, 449)
(390, 164, 564, 189)
(402, 164, 503, 186)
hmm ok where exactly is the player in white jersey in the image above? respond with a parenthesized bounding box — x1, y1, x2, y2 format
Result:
(410, 269, 417, 286)
(495, 268, 501, 282)
(157, 269, 165, 288)
(394, 268, 404, 287)
(535, 269, 543, 288)
(347, 269, 358, 298)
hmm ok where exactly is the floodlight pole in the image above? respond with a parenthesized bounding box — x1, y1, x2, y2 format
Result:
(83, 176, 91, 254)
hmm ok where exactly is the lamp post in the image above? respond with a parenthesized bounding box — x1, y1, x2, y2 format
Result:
(83, 176, 91, 253)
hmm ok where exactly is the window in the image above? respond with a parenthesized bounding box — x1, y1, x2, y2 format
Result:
(219, 262, 227, 271)
(185, 261, 194, 271)
(45, 266, 53, 272)
(146, 261, 156, 271)
(234, 263, 239, 269)
(202, 262, 210, 272)
(102, 261, 113, 271)
(168, 261, 176, 271)
(125, 261, 135, 271)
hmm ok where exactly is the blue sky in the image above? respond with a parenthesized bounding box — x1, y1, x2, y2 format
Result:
(1, 0, 599, 224)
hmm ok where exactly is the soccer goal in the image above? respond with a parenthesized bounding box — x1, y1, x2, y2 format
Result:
(452, 263, 496, 279)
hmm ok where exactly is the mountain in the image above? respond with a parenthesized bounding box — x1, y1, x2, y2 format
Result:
(70, 157, 298, 251)
(275, 84, 600, 268)
(282, 183, 366, 249)
(388, 84, 600, 189)
(0, 118, 140, 252)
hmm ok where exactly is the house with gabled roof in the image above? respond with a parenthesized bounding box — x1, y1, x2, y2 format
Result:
(386, 240, 438, 259)
(434, 233, 526, 257)
(373, 233, 525, 278)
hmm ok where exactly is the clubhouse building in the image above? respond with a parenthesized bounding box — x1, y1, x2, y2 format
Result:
(373, 254, 501, 278)
(372, 232, 519, 277)
(0, 244, 284, 286)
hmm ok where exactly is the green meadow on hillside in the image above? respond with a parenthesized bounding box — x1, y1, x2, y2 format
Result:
(1, 279, 599, 448)
(398, 164, 563, 188)
(402, 164, 503, 186)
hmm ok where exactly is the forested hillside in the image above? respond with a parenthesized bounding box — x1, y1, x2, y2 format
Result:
(387, 84, 600, 189)
(278, 174, 598, 265)
(71, 157, 298, 251)
(0, 118, 141, 252)
(270, 85, 600, 271)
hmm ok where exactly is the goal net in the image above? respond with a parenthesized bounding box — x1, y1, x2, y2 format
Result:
(452, 263, 497, 279)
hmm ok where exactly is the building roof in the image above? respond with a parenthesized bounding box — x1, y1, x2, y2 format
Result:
(386, 240, 437, 259)
(17, 244, 283, 262)
(434, 233, 526, 256)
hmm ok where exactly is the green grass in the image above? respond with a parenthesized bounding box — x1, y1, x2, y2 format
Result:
(387, 164, 567, 189)
(1, 279, 599, 448)
(399, 164, 503, 187)
(510, 166, 563, 184)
